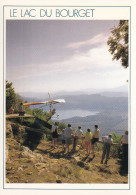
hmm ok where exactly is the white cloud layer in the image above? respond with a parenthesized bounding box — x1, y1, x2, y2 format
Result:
(9, 44, 123, 80)
(66, 33, 107, 49)
(7, 39, 129, 93)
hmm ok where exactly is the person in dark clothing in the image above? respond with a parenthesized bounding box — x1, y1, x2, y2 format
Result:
(51, 122, 59, 148)
(119, 130, 128, 161)
(18, 103, 25, 116)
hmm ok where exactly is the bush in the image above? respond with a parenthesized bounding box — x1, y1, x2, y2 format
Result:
(112, 131, 122, 143)
(58, 122, 67, 133)
(6, 80, 16, 112)
(110, 131, 122, 158)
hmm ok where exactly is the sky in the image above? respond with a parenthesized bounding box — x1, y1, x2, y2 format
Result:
(6, 20, 129, 94)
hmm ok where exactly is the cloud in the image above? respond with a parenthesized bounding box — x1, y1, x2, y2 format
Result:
(7, 43, 123, 81)
(66, 33, 107, 49)
(52, 45, 122, 74)
(7, 41, 128, 94)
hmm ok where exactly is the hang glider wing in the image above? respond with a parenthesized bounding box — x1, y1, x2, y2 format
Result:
(23, 102, 45, 106)
(47, 99, 66, 104)
(23, 99, 65, 106)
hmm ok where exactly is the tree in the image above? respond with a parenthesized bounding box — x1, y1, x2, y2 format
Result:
(6, 80, 16, 113)
(107, 20, 128, 68)
(32, 108, 48, 120)
(58, 122, 67, 132)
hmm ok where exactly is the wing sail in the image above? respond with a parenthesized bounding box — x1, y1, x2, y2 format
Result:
(23, 99, 65, 106)
(47, 99, 66, 104)
(23, 102, 46, 106)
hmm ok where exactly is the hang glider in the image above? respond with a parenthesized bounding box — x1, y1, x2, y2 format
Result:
(23, 99, 65, 106)
(23, 93, 65, 119)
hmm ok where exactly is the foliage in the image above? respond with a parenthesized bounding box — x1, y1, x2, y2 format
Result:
(58, 122, 67, 132)
(32, 108, 48, 120)
(112, 131, 122, 143)
(15, 93, 23, 104)
(6, 80, 27, 114)
(6, 80, 16, 113)
(22, 108, 53, 131)
(21, 108, 54, 144)
(98, 131, 122, 158)
(107, 20, 128, 68)
(14, 93, 32, 114)
(23, 106, 33, 115)
(110, 131, 122, 158)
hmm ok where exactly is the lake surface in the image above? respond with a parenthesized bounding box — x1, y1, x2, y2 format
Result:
(56, 109, 99, 120)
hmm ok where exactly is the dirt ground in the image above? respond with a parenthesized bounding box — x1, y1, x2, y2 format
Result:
(6, 138, 128, 184)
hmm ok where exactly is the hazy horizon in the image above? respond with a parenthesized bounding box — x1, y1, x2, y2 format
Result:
(18, 84, 128, 97)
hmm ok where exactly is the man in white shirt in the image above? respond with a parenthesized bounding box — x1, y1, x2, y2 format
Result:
(101, 134, 113, 165)
(76, 126, 83, 138)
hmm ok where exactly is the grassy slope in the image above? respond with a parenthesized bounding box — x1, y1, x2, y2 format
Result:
(6, 123, 128, 184)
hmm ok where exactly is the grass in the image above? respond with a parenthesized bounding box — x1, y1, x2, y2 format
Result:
(6, 120, 128, 184)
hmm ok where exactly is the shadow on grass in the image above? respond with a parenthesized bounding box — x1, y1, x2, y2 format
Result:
(87, 157, 94, 163)
(36, 147, 75, 160)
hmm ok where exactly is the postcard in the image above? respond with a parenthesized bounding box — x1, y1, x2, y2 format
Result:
(0, 0, 136, 194)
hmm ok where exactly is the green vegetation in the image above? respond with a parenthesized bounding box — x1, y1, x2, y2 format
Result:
(111, 132, 122, 158)
(32, 108, 49, 121)
(6, 80, 32, 114)
(6, 80, 54, 130)
(98, 132, 122, 158)
(6, 80, 67, 148)
(20, 109, 53, 135)
(6, 80, 16, 112)
(112, 131, 122, 143)
(107, 20, 128, 68)
(58, 122, 67, 132)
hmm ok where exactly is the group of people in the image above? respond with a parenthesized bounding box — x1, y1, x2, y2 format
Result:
(51, 122, 128, 165)
(51, 123, 100, 153)
(8, 103, 128, 166)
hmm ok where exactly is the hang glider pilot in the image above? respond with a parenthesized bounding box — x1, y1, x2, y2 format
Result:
(18, 103, 25, 116)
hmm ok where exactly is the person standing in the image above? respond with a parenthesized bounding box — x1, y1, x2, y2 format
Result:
(119, 130, 128, 175)
(18, 103, 25, 116)
(64, 124, 74, 153)
(92, 125, 100, 154)
(8, 105, 14, 114)
(73, 126, 83, 152)
(51, 122, 58, 148)
(84, 128, 92, 155)
(119, 130, 128, 161)
(61, 129, 66, 151)
(101, 134, 113, 165)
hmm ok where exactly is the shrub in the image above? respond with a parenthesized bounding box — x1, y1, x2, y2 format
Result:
(110, 131, 122, 158)
(58, 122, 67, 133)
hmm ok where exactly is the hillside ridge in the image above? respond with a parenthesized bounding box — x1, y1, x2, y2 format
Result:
(6, 120, 128, 184)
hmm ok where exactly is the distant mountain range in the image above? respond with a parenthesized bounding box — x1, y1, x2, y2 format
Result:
(19, 85, 128, 135)
(53, 93, 128, 113)
(19, 84, 128, 101)
(20, 90, 128, 113)
(59, 110, 128, 135)
(54, 84, 128, 96)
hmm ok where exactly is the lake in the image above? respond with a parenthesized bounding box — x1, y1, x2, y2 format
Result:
(55, 109, 99, 120)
